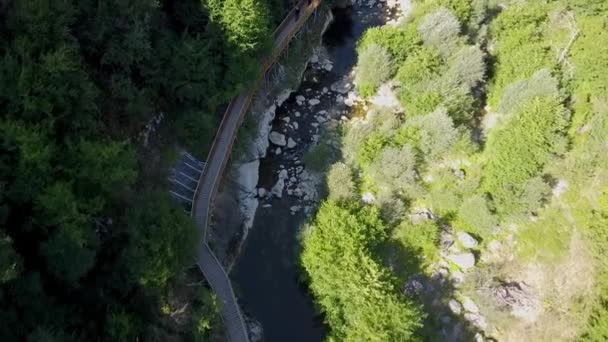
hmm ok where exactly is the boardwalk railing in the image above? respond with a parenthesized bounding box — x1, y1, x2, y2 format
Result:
(190, 1, 321, 341)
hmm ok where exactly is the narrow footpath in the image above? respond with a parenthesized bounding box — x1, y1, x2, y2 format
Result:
(191, 2, 321, 341)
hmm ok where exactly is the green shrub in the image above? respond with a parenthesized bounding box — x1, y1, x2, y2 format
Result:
(369, 144, 419, 196)
(436, 0, 473, 25)
(569, 16, 608, 137)
(437, 78, 477, 123)
(457, 194, 496, 239)
(342, 121, 374, 165)
(355, 43, 394, 97)
(392, 218, 441, 272)
(377, 191, 408, 225)
(399, 81, 444, 117)
(516, 207, 572, 263)
(303, 137, 339, 174)
(357, 132, 391, 166)
(301, 202, 423, 341)
(409, 107, 458, 160)
(368, 106, 403, 133)
(191, 288, 221, 342)
(496, 69, 559, 116)
(358, 25, 422, 64)
(418, 8, 463, 56)
(327, 162, 357, 202)
(395, 46, 442, 86)
(395, 46, 477, 122)
(447, 45, 486, 89)
(487, 3, 553, 106)
(482, 96, 569, 217)
(425, 187, 460, 217)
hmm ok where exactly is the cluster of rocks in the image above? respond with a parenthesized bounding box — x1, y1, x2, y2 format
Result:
(309, 51, 333, 72)
(401, 210, 495, 341)
(246, 317, 264, 342)
(257, 64, 355, 215)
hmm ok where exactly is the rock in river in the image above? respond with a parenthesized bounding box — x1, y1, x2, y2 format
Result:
(308, 98, 321, 106)
(271, 169, 289, 198)
(269, 131, 287, 146)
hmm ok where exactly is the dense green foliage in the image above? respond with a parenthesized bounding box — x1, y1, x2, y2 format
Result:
(354, 43, 393, 97)
(301, 202, 422, 341)
(303, 0, 608, 340)
(482, 96, 568, 217)
(0, 0, 277, 339)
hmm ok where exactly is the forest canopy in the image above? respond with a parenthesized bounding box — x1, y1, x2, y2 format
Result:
(0, 0, 280, 339)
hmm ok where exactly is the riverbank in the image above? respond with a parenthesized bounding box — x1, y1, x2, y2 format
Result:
(228, 2, 406, 340)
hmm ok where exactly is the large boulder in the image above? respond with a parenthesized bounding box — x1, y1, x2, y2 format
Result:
(296, 95, 305, 105)
(287, 137, 297, 149)
(271, 169, 289, 198)
(457, 232, 479, 249)
(269, 131, 287, 146)
(464, 313, 488, 331)
(237, 160, 260, 195)
(361, 192, 376, 204)
(448, 252, 476, 270)
(449, 299, 463, 315)
(308, 99, 321, 106)
(330, 78, 352, 94)
(461, 296, 479, 313)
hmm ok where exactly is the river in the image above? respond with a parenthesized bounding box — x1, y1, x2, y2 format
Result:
(231, 4, 390, 341)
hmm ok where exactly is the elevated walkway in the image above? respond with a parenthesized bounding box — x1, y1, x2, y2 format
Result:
(191, 1, 322, 341)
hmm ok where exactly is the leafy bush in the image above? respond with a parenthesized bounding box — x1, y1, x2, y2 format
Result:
(395, 46, 477, 122)
(304, 130, 340, 173)
(447, 45, 486, 89)
(436, 0, 473, 25)
(497, 69, 559, 116)
(377, 191, 408, 225)
(358, 25, 422, 64)
(487, 3, 553, 106)
(482, 96, 569, 216)
(392, 218, 441, 273)
(368, 106, 403, 133)
(191, 288, 221, 342)
(357, 132, 391, 166)
(418, 8, 463, 56)
(425, 187, 460, 217)
(342, 120, 374, 165)
(398, 80, 444, 117)
(409, 107, 458, 160)
(369, 144, 419, 196)
(516, 207, 572, 263)
(301, 202, 422, 341)
(125, 191, 199, 292)
(355, 43, 394, 97)
(327, 162, 357, 202)
(569, 15, 608, 137)
(457, 194, 496, 239)
(395, 46, 442, 86)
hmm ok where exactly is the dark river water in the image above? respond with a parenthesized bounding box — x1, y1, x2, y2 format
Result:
(231, 5, 387, 341)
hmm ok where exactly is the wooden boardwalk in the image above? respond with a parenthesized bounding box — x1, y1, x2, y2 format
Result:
(191, 1, 321, 341)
